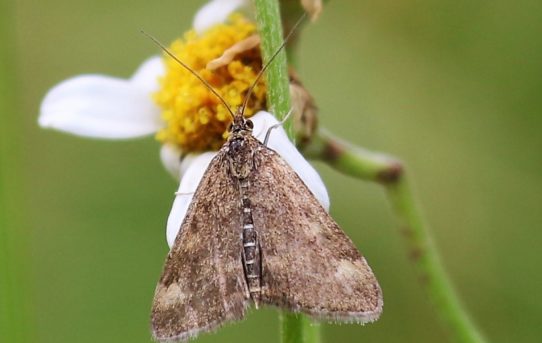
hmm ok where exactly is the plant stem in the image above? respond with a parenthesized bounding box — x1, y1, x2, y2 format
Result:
(281, 313, 321, 343)
(253, 0, 293, 138)
(0, 2, 30, 342)
(253, 0, 319, 342)
(304, 129, 487, 343)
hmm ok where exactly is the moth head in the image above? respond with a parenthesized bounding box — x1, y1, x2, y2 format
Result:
(227, 119, 253, 134)
(229, 111, 254, 135)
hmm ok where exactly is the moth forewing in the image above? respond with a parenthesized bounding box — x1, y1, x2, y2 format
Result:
(248, 141, 382, 322)
(151, 154, 250, 341)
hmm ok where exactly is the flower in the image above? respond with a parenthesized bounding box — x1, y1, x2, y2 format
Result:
(38, 0, 329, 247)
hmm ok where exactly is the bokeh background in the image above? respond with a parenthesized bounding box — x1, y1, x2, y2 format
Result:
(2, 0, 542, 342)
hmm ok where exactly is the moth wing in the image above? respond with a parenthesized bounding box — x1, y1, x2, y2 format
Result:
(151, 153, 249, 342)
(250, 146, 383, 323)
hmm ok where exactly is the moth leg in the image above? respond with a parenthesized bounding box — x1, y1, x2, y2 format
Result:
(263, 108, 294, 146)
(174, 191, 195, 196)
(240, 248, 251, 300)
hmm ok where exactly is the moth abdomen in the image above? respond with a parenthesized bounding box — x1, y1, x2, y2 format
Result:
(239, 178, 262, 307)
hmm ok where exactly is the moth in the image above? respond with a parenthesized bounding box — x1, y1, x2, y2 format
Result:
(147, 20, 383, 342)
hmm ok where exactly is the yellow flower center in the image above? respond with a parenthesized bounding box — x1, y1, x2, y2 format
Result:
(154, 14, 266, 152)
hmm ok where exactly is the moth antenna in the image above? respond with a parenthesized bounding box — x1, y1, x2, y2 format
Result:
(141, 30, 236, 119)
(241, 12, 307, 116)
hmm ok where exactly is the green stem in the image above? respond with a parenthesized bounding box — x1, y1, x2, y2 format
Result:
(0, 2, 30, 342)
(305, 129, 487, 343)
(253, 0, 293, 138)
(253, 0, 319, 342)
(281, 313, 321, 343)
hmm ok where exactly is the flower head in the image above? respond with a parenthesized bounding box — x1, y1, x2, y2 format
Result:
(155, 14, 266, 152)
(38, 0, 329, 247)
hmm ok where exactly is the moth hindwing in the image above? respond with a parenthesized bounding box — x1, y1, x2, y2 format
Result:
(151, 115, 383, 341)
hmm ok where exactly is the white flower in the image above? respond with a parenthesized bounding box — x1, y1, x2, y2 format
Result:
(38, 0, 329, 248)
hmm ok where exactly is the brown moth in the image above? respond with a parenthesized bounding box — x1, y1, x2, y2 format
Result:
(147, 18, 383, 342)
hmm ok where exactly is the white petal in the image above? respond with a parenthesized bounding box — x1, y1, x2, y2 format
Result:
(39, 75, 163, 139)
(193, 0, 247, 34)
(160, 144, 182, 181)
(251, 111, 330, 211)
(166, 152, 217, 248)
(129, 56, 164, 93)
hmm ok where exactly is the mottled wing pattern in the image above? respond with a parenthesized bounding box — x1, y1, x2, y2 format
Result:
(151, 153, 249, 342)
(249, 141, 383, 323)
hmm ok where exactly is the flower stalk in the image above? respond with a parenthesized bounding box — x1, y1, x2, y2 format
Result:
(304, 129, 487, 343)
(253, 0, 319, 342)
(253, 0, 294, 138)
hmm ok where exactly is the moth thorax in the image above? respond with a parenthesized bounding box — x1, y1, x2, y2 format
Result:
(227, 137, 255, 179)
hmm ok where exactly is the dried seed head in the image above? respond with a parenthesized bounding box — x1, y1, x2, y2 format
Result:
(289, 70, 318, 147)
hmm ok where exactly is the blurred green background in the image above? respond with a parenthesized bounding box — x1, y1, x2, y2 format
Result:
(2, 0, 542, 342)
